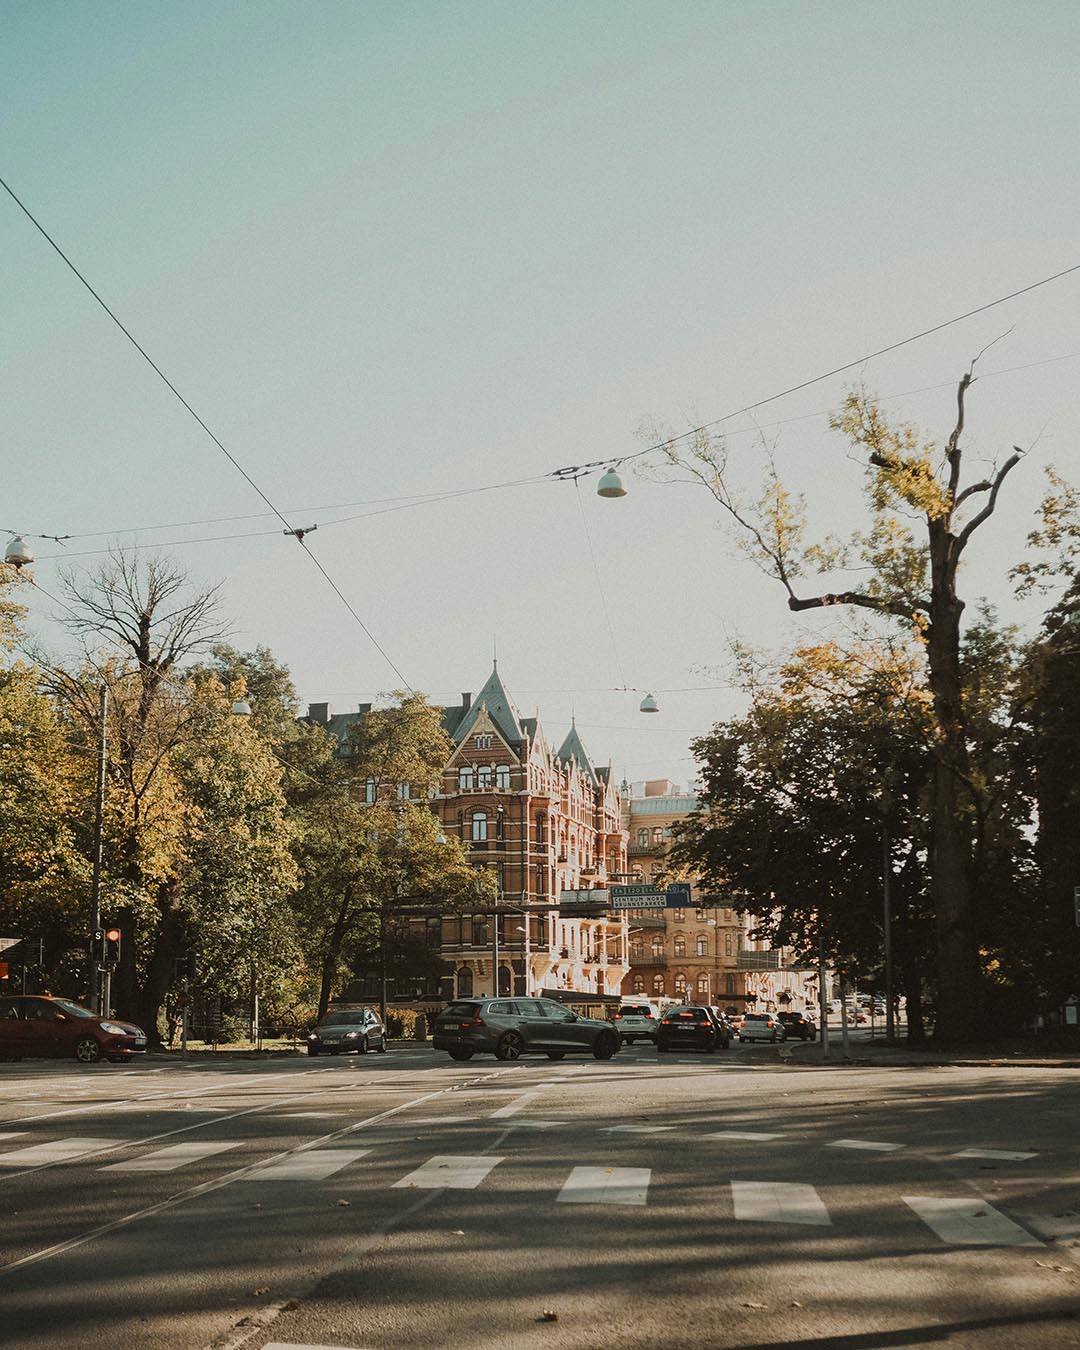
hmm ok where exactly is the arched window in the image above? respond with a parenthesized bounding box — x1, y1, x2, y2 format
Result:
(496, 765, 510, 789)
(696, 936, 708, 957)
(497, 965, 511, 996)
(674, 972, 688, 997)
(652, 826, 664, 845)
(632, 975, 645, 994)
(637, 828, 649, 847)
(673, 934, 686, 958)
(477, 765, 492, 789)
(652, 974, 665, 996)
(471, 812, 488, 843)
(724, 932, 734, 957)
(650, 935, 664, 959)
(631, 939, 645, 960)
(696, 973, 710, 996)
(458, 765, 475, 791)
(457, 967, 473, 996)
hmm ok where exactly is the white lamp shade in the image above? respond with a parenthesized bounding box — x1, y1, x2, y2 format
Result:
(639, 693, 659, 713)
(4, 535, 34, 568)
(230, 699, 253, 717)
(597, 468, 627, 498)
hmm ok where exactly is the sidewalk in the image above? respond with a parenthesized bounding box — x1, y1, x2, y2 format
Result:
(781, 1034, 1080, 1070)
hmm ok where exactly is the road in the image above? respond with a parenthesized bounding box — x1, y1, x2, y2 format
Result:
(1, 1041, 1078, 1350)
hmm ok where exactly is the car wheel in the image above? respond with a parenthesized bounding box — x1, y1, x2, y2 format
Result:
(74, 1037, 102, 1064)
(448, 1048, 474, 1061)
(307, 1046, 320, 1056)
(494, 1031, 525, 1061)
(546, 1051, 566, 1060)
(592, 1033, 618, 1061)
(357, 1035, 369, 1054)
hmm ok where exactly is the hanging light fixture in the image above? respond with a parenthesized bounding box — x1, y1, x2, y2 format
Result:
(639, 692, 659, 713)
(596, 467, 627, 499)
(230, 698, 253, 717)
(4, 535, 34, 569)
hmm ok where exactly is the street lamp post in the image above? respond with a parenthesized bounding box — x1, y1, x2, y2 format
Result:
(88, 683, 108, 1015)
(880, 769, 898, 1042)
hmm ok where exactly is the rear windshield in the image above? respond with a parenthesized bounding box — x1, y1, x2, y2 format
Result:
(442, 1002, 480, 1019)
(620, 1005, 654, 1016)
(745, 1013, 769, 1022)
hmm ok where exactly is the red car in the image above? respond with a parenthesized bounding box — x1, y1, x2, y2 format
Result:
(0, 995, 147, 1063)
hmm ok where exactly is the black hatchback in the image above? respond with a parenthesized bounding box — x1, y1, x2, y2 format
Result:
(306, 1006, 386, 1055)
(433, 997, 621, 1062)
(657, 1005, 730, 1053)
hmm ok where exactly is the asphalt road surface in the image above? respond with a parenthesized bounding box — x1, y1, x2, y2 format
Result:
(1, 1041, 1078, 1350)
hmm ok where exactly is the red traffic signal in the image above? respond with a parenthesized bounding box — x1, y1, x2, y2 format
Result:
(103, 928, 122, 965)
(105, 928, 121, 943)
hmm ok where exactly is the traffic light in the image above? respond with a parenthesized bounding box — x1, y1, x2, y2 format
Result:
(103, 928, 121, 967)
(92, 928, 106, 963)
(175, 952, 197, 982)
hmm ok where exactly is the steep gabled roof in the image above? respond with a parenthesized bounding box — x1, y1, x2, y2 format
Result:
(451, 663, 525, 747)
(556, 719, 599, 787)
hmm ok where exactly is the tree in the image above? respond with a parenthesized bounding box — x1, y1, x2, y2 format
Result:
(661, 363, 1026, 1043)
(671, 639, 936, 1041)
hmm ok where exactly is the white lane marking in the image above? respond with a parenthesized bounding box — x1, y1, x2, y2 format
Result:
(602, 1124, 674, 1134)
(264, 1342, 374, 1348)
(557, 1166, 650, 1206)
(732, 1181, 831, 1226)
(0, 1133, 26, 1141)
(412, 1115, 472, 1125)
(903, 1195, 1041, 1246)
(248, 1148, 371, 1181)
(490, 1090, 544, 1119)
(0, 1137, 116, 1167)
(284, 1112, 341, 1118)
(507, 1119, 564, 1130)
(829, 1138, 904, 1152)
(99, 1141, 242, 1172)
(393, 1154, 503, 1190)
(951, 1148, 1037, 1161)
(706, 1130, 785, 1141)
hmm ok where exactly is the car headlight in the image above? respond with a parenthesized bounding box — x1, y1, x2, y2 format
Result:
(307, 1032, 318, 1040)
(99, 1022, 130, 1035)
(344, 1031, 360, 1039)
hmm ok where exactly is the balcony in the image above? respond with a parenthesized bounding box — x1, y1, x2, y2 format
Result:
(629, 955, 667, 967)
(736, 950, 783, 970)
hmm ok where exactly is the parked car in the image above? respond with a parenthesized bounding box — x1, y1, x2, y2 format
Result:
(657, 1005, 729, 1053)
(739, 1012, 786, 1043)
(612, 1000, 662, 1044)
(0, 994, 147, 1064)
(307, 1006, 386, 1055)
(433, 997, 620, 1062)
(777, 1011, 817, 1041)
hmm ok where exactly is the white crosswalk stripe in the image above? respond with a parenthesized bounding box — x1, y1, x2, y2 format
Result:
(903, 1196, 1041, 1246)
(0, 1137, 114, 1167)
(950, 1148, 1037, 1161)
(829, 1139, 904, 1152)
(706, 1130, 785, 1141)
(732, 1180, 832, 1226)
(602, 1124, 674, 1134)
(99, 1141, 242, 1172)
(393, 1155, 504, 1189)
(248, 1149, 371, 1181)
(557, 1165, 650, 1206)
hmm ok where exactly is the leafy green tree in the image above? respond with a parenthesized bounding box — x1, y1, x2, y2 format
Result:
(660, 365, 1027, 1042)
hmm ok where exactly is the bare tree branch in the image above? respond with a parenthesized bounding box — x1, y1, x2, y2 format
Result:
(956, 449, 1025, 552)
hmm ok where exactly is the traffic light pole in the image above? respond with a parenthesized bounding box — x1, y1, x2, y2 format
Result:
(88, 683, 108, 1015)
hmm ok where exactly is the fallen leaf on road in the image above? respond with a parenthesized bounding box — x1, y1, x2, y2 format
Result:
(790, 1301, 804, 1308)
(743, 1302, 768, 1309)
(538, 1310, 558, 1322)
(249, 1287, 269, 1296)
(451, 1229, 465, 1236)
(337, 1199, 350, 1207)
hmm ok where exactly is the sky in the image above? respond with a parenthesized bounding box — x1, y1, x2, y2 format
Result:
(4, 1, 1079, 786)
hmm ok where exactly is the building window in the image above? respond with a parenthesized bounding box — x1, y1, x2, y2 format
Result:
(471, 811, 488, 843)
(477, 765, 492, 789)
(652, 974, 665, 996)
(696, 973, 709, 996)
(475, 734, 492, 750)
(495, 862, 505, 894)
(632, 975, 645, 994)
(631, 940, 644, 961)
(396, 782, 411, 800)
(495, 810, 505, 848)
(696, 936, 708, 957)
(725, 974, 735, 995)
(496, 765, 510, 790)
(696, 908, 708, 920)
(650, 936, 664, 959)
(535, 863, 546, 896)
(674, 972, 688, 996)
(473, 914, 489, 945)
(535, 812, 546, 845)
(458, 766, 475, 791)
(457, 966, 473, 997)
(636, 828, 649, 847)
(673, 935, 686, 958)
(365, 777, 376, 804)
(724, 933, 734, 957)
(673, 908, 684, 922)
(652, 826, 664, 845)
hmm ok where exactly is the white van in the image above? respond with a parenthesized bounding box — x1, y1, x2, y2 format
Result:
(612, 999, 662, 1044)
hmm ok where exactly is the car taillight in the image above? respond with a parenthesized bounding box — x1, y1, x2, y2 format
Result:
(614, 1013, 623, 1019)
(643, 1013, 653, 1019)
(460, 1017, 485, 1028)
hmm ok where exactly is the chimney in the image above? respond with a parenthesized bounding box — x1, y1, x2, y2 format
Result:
(462, 692, 472, 711)
(308, 702, 329, 726)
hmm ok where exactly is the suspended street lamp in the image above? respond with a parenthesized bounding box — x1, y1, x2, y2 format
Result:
(4, 535, 34, 569)
(596, 467, 627, 499)
(639, 693, 659, 714)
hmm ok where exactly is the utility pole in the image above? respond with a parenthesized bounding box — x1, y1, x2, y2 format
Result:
(818, 927, 829, 1062)
(88, 683, 107, 1015)
(883, 821, 895, 1041)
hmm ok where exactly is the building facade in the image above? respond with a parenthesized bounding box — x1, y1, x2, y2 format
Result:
(621, 780, 817, 1013)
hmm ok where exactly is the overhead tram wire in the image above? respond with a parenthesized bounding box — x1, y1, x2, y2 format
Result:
(0, 172, 412, 692)
(546, 261, 1080, 484)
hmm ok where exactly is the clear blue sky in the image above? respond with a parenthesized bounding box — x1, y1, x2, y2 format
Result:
(4, 1, 1079, 781)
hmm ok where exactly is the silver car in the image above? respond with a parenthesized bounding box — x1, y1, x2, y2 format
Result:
(612, 1001, 662, 1044)
(739, 1012, 786, 1043)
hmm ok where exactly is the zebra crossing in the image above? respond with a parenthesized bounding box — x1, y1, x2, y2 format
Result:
(0, 1126, 1052, 1247)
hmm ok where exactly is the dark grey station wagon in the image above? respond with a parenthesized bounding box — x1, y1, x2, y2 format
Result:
(433, 997, 620, 1062)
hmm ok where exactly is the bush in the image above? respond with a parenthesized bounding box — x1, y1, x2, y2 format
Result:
(386, 1007, 421, 1040)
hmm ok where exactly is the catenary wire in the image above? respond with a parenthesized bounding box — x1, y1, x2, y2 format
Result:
(0, 172, 411, 690)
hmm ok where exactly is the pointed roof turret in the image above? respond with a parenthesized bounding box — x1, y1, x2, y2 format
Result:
(556, 717, 599, 787)
(452, 662, 525, 747)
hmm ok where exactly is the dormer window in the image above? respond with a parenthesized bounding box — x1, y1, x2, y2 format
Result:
(475, 734, 492, 750)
